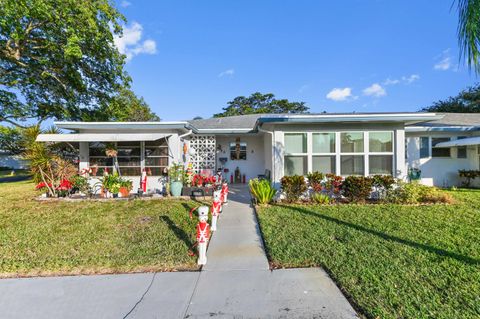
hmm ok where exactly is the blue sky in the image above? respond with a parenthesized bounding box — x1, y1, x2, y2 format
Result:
(115, 0, 476, 120)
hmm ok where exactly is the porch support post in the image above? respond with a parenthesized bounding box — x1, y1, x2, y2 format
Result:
(395, 129, 406, 179)
(79, 142, 89, 172)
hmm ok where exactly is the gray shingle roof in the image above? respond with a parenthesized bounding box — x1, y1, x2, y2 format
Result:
(413, 113, 480, 127)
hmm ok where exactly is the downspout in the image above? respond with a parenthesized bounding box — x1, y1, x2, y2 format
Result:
(257, 126, 276, 184)
(179, 129, 193, 141)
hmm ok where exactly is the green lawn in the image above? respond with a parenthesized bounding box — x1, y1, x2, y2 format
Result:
(0, 169, 29, 178)
(257, 190, 480, 319)
(0, 181, 203, 278)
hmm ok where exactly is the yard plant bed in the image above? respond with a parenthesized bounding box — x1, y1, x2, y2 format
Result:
(0, 181, 205, 278)
(256, 189, 480, 319)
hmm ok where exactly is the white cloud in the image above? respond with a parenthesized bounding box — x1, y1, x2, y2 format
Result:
(383, 74, 420, 86)
(114, 22, 157, 61)
(363, 83, 386, 97)
(326, 87, 353, 101)
(434, 49, 452, 71)
(218, 68, 235, 77)
(120, 0, 131, 7)
(403, 74, 420, 83)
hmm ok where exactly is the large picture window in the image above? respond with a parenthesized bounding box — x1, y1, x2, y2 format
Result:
(341, 132, 364, 153)
(368, 131, 393, 175)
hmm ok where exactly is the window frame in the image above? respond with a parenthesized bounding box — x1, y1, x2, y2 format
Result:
(431, 137, 452, 158)
(457, 136, 467, 159)
(284, 132, 308, 176)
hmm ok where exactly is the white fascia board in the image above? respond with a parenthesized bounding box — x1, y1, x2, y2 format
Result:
(54, 121, 189, 131)
(434, 136, 480, 148)
(405, 126, 480, 132)
(36, 133, 171, 142)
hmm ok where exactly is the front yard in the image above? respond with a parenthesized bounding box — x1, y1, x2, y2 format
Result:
(257, 189, 480, 319)
(0, 181, 202, 278)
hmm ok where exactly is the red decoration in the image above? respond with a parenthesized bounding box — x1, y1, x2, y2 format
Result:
(36, 182, 52, 190)
(56, 179, 73, 191)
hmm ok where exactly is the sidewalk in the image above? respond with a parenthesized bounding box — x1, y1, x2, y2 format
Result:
(0, 185, 358, 319)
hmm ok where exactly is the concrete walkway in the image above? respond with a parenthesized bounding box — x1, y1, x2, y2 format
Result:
(0, 185, 358, 319)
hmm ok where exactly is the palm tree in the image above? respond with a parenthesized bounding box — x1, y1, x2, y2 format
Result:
(457, 0, 480, 73)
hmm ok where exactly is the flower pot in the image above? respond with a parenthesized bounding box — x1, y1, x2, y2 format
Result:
(119, 187, 130, 198)
(113, 193, 118, 198)
(170, 181, 183, 197)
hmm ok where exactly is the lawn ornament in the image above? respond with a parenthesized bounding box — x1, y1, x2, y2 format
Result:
(196, 206, 210, 265)
(214, 189, 223, 214)
(211, 192, 222, 231)
(140, 169, 147, 193)
(221, 182, 229, 204)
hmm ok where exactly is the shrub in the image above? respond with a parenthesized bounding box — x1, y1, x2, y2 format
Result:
(324, 173, 343, 196)
(342, 176, 373, 202)
(371, 175, 396, 199)
(280, 175, 307, 202)
(386, 182, 453, 204)
(307, 171, 324, 192)
(311, 192, 331, 204)
(249, 178, 277, 205)
(70, 175, 91, 195)
(458, 170, 480, 187)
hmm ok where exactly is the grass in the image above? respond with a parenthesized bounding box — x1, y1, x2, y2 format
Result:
(0, 181, 204, 278)
(0, 169, 29, 178)
(257, 190, 480, 319)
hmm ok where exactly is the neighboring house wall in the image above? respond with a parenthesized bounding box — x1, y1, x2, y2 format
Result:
(215, 135, 265, 181)
(406, 131, 479, 187)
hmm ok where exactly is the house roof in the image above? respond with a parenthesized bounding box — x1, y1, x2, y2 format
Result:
(188, 112, 443, 133)
(406, 113, 480, 132)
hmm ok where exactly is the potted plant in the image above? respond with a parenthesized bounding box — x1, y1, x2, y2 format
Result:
(110, 182, 121, 198)
(168, 162, 184, 197)
(119, 179, 133, 197)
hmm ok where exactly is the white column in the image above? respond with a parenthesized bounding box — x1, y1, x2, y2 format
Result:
(273, 130, 284, 187)
(395, 129, 406, 179)
(79, 142, 89, 172)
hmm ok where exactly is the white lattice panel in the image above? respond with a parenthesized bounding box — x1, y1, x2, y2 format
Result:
(189, 135, 216, 172)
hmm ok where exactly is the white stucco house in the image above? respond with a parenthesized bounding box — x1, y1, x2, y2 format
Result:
(35, 112, 480, 191)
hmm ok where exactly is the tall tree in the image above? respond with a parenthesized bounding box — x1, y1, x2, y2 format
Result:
(456, 0, 480, 73)
(421, 83, 480, 112)
(83, 87, 160, 121)
(0, 0, 130, 127)
(213, 92, 309, 118)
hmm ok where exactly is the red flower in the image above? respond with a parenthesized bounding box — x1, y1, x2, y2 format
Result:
(36, 182, 52, 190)
(56, 179, 73, 191)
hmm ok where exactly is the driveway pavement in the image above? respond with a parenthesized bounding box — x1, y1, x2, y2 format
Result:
(0, 185, 358, 319)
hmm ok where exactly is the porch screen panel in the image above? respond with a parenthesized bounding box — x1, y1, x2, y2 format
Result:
(145, 139, 169, 175)
(88, 142, 113, 176)
(117, 142, 141, 176)
(189, 135, 216, 173)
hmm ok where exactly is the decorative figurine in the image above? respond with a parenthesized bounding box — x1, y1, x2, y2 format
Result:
(140, 168, 147, 193)
(195, 206, 210, 265)
(221, 182, 229, 204)
(211, 191, 222, 231)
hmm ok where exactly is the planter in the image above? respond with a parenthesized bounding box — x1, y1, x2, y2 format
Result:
(113, 193, 118, 198)
(119, 187, 130, 198)
(170, 181, 183, 197)
(182, 186, 214, 197)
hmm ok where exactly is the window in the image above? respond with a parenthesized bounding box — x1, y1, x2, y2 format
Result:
(312, 156, 336, 174)
(284, 156, 307, 176)
(284, 133, 307, 175)
(285, 133, 307, 153)
(432, 137, 451, 157)
(341, 132, 364, 153)
(369, 132, 393, 152)
(368, 132, 393, 175)
(341, 155, 364, 175)
(369, 155, 393, 175)
(230, 142, 247, 160)
(419, 137, 429, 158)
(145, 139, 169, 175)
(117, 142, 141, 176)
(457, 136, 467, 159)
(313, 133, 335, 153)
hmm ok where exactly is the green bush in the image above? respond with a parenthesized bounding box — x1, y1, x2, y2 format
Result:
(386, 182, 453, 204)
(280, 175, 307, 202)
(342, 176, 373, 202)
(249, 178, 276, 205)
(311, 192, 331, 204)
(458, 170, 480, 187)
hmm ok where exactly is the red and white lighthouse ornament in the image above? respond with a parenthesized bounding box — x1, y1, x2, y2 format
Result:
(196, 206, 210, 265)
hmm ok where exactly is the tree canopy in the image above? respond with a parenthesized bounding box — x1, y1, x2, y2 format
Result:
(82, 87, 159, 122)
(213, 92, 309, 118)
(0, 0, 130, 127)
(421, 83, 480, 112)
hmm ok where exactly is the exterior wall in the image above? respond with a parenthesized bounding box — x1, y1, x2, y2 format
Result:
(270, 122, 405, 186)
(215, 135, 265, 182)
(406, 131, 479, 187)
